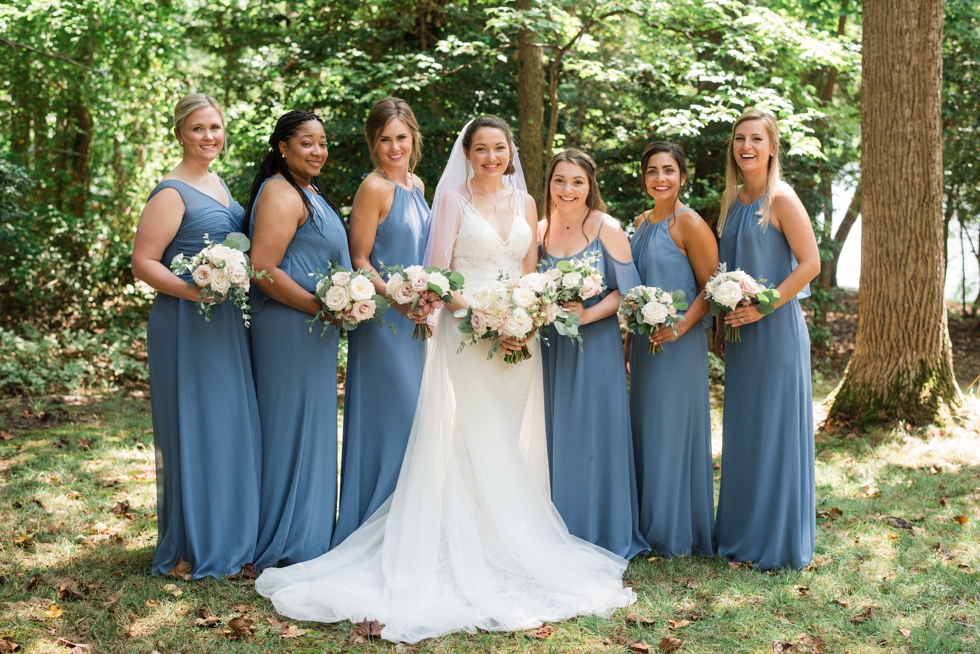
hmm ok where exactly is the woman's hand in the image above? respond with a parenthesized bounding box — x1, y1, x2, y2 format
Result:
(498, 328, 536, 353)
(392, 302, 428, 325)
(724, 304, 764, 328)
(650, 320, 687, 347)
(561, 301, 585, 323)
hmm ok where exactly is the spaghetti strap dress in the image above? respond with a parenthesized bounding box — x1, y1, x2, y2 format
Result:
(145, 178, 263, 579)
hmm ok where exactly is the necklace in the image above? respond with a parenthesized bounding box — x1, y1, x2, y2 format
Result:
(474, 187, 504, 213)
(555, 206, 591, 230)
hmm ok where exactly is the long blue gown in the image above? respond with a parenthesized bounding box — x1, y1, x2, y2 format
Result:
(146, 179, 263, 579)
(540, 226, 649, 559)
(332, 175, 429, 548)
(248, 179, 351, 569)
(629, 214, 714, 558)
(715, 195, 815, 570)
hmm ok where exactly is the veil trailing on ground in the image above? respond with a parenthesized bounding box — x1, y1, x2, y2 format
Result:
(423, 120, 528, 268)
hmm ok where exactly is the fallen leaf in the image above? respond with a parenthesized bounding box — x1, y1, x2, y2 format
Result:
(77, 438, 91, 450)
(862, 485, 880, 498)
(232, 604, 253, 613)
(816, 507, 843, 520)
(794, 584, 810, 595)
(348, 629, 365, 644)
(627, 612, 656, 625)
(13, 534, 34, 548)
(228, 563, 258, 580)
(883, 516, 917, 531)
(658, 636, 684, 652)
(526, 625, 555, 639)
(898, 627, 911, 638)
(953, 515, 969, 525)
(0, 637, 20, 652)
(57, 581, 84, 601)
(683, 579, 697, 589)
(935, 542, 953, 560)
(394, 644, 414, 653)
(850, 606, 874, 623)
(772, 643, 794, 654)
(668, 619, 691, 630)
(45, 604, 63, 619)
(629, 641, 649, 653)
(111, 501, 131, 515)
(1, 430, 14, 441)
(647, 556, 662, 563)
(958, 563, 973, 573)
(355, 618, 383, 639)
(145, 599, 160, 607)
(266, 616, 287, 629)
(888, 534, 899, 540)
(227, 616, 254, 640)
(280, 624, 306, 638)
(167, 557, 193, 581)
(24, 574, 42, 591)
(795, 633, 826, 653)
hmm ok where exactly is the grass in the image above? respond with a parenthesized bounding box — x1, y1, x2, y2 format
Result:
(1, 389, 979, 653)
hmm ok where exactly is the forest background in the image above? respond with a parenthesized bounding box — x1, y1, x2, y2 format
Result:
(0, 0, 977, 404)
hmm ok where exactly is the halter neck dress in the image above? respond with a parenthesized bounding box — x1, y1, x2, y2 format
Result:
(332, 172, 430, 548)
(629, 211, 714, 558)
(145, 178, 263, 578)
(714, 194, 814, 570)
(247, 178, 352, 569)
(540, 222, 649, 559)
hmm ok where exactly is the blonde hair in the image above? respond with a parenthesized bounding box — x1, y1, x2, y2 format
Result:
(717, 108, 781, 236)
(365, 97, 423, 173)
(173, 93, 225, 141)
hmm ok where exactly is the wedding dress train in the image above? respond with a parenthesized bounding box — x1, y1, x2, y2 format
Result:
(256, 167, 635, 646)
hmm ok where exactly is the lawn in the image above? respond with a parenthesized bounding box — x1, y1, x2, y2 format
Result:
(2, 302, 979, 653)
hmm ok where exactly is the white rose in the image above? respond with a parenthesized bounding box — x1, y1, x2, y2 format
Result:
(404, 265, 424, 278)
(579, 276, 601, 299)
(427, 272, 450, 294)
(225, 263, 248, 285)
(511, 287, 536, 309)
(207, 244, 236, 266)
(543, 267, 563, 282)
(385, 273, 404, 298)
(545, 302, 559, 324)
(350, 299, 377, 322)
(713, 280, 744, 309)
(210, 269, 231, 294)
(519, 272, 547, 293)
(471, 289, 494, 312)
(324, 284, 351, 311)
(640, 301, 669, 326)
(349, 275, 375, 301)
(501, 308, 533, 338)
(332, 270, 352, 286)
(191, 265, 212, 287)
(561, 271, 582, 289)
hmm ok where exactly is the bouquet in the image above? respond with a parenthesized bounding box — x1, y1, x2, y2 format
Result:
(538, 254, 606, 349)
(383, 264, 465, 340)
(704, 263, 780, 342)
(455, 271, 564, 364)
(618, 286, 689, 354)
(170, 232, 269, 326)
(309, 263, 390, 334)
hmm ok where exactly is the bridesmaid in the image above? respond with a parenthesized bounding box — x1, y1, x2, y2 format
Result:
(332, 98, 430, 547)
(714, 108, 820, 569)
(246, 110, 351, 569)
(131, 94, 262, 578)
(538, 149, 648, 559)
(628, 142, 718, 558)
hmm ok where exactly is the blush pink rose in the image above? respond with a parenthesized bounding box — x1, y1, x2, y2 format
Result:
(394, 282, 418, 305)
(351, 299, 377, 322)
(191, 264, 212, 287)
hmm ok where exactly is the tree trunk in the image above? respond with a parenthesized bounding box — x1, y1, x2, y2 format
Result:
(67, 101, 93, 220)
(829, 0, 960, 425)
(829, 185, 860, 288)
(515, 0, 545, 216)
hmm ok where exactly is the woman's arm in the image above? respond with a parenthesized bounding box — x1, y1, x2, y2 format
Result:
(131, 188, 206, 302)
(564, 216, 632, 326)
(249, 180, 323, 317)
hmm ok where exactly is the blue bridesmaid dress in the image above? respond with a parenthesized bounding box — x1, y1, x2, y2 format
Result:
(540, 224, 649, 559)
(332, 175, 429, 548)
(629, 214, 714, 558)
(248, 179, 351, 569)
(146, 179, 262, 578)
(714, 195, 815, 570)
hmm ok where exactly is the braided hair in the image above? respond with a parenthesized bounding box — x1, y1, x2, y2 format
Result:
(243, 110, 340, 234)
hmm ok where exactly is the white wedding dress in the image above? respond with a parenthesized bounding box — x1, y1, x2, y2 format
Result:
(255, 188, 636, 644)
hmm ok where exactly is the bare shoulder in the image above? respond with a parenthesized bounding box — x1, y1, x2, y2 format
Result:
(594, 212, 626, 235)
(357, 171, 393, 196)
(412, 174, 426, 194)
(673, 207, 709, 231)
(522, 191, 538, 219)
(771, 181, 807, 215)
(143, 185, 184, 216)
(259, 178, 306, 213)
(633, 209, 652, 229)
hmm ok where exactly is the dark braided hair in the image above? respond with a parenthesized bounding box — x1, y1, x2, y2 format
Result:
(243, 110, 340, 233)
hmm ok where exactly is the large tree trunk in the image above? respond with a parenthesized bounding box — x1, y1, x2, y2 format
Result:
(515, 0, 545, 216)
(829, 0, 960, 425)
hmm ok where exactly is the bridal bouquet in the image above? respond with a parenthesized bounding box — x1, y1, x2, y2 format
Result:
(309, 263, 390, 334)
(704, 263, 780, 342)
(383, 264, 465, 340)
(538, 255, 605, 349)
(619, 286, 689, 354)
(170, 232, 269, 326)
(456, 271, 563, 364)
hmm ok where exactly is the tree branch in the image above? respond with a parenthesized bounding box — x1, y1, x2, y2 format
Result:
(0, 37, 91, 70)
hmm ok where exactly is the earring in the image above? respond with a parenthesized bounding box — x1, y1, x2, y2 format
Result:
(281, 153, 286, 158)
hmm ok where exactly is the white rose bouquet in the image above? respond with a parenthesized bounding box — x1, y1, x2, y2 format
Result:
(309, 263, 390, 334)
(536, 254, 606, 349)
(382, 264, 465, 340)
(455, 271, 564, 364)
(704, 263, 780, 342)
(170, 232, 270, 326)
(618, 286, 689, 354)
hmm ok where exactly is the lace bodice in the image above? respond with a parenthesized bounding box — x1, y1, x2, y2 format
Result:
(449, 190, 530, 298)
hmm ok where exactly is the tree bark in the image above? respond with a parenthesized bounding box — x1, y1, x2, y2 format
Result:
(829, 0, 960, 425)
(829, 185, 860, 288)
(516, 0, 545, 216)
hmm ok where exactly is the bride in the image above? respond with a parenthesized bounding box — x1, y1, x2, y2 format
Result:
(255, 116, 636, 644)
